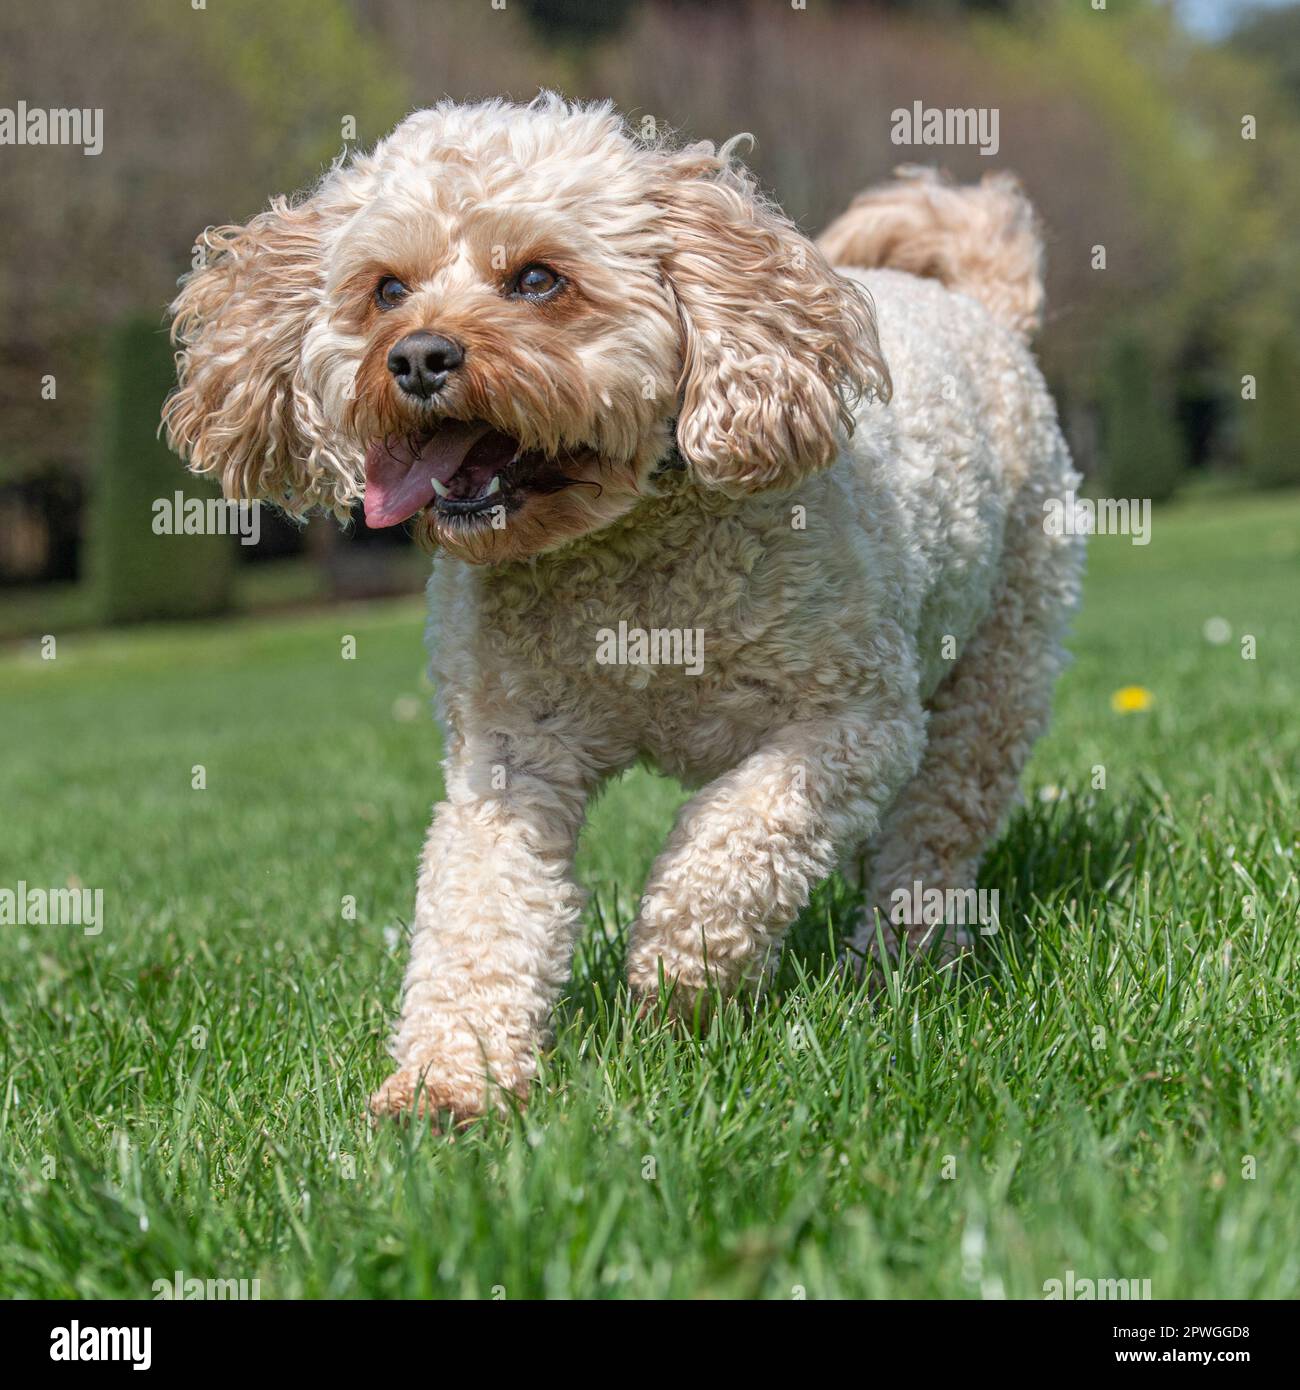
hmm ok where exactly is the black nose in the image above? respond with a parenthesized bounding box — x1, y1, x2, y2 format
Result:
(386, 331, 465, 398)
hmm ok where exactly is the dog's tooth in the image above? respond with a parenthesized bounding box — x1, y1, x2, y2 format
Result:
(484, 475, 501, 496)
(430, 478, 450, 498)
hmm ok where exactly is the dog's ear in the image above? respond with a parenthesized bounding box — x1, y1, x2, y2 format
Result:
(654, 143, 890, 494)
(163, 195, 361, 517)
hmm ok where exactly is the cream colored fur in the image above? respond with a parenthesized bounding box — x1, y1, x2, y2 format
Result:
(164, 97, 1083, 1125)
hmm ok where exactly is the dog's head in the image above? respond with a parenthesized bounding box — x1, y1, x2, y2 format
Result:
(164, 95, 889, 564)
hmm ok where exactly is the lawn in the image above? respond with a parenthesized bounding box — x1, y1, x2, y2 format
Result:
(1, 489, 1297, 1299)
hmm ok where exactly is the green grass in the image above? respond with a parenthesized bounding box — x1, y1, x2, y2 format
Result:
(1, 490, 1298, 1299)
(0, 551, 429, 643)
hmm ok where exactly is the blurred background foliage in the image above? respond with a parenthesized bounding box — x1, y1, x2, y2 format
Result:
(0, 0, 1297, 630)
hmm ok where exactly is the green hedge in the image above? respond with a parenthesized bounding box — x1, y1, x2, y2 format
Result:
(90, 315, 236, 624)
(1240, 334, 1300, 489)
(1097, 329, 1184, 504)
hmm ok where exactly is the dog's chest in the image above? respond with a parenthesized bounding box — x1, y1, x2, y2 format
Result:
(441, 494, 882, 784)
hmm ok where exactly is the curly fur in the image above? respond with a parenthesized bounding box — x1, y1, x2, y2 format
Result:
(819, 164, 1046, 340)
(163, 96, 1083, 1126)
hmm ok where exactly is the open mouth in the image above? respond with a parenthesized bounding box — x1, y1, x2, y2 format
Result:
(363, 420, 588, 529)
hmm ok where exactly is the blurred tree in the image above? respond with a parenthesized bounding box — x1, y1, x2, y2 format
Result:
(90, 316, 235, 624)
(519, 0, 638, 44)
(1231, 2, 1300, 108)
(850, 0, 1020, 12)
(985, 1, 1300, 475)
(1239, 333, 1300, 488)
(1097, 328, 1185, 503)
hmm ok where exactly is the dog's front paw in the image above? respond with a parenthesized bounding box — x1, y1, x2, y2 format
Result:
(368, 1069, 465, 1128)
(367, 1061, 530, 1130)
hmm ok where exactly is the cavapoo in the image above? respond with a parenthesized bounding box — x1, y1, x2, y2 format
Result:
(164, 95, 1083, 1123)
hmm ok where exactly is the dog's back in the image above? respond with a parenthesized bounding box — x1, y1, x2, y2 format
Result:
(808, 168, 1082, 962)
(810, 169, 1073, 706)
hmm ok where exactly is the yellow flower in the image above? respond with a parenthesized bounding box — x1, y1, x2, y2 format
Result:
(1110, 685, 1155, 714)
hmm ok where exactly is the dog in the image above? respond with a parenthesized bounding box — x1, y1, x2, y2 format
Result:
(164, 94, 1083, 1124)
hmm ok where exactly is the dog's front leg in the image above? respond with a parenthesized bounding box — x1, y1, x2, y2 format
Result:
(628, 702, 926, 1014)
(369, 730, 591, 1126)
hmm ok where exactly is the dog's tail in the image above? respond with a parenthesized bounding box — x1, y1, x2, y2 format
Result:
(818, 165, 1044, 341)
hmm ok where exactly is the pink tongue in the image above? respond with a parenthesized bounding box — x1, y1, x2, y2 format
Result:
(363, 420, 493, 528)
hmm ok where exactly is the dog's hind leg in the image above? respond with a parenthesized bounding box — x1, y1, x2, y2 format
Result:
(849, 466, 1084, 964)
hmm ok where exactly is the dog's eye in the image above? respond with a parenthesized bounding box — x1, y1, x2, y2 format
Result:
(375, 276, 409, 309)
(510, 263, 563, 301)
